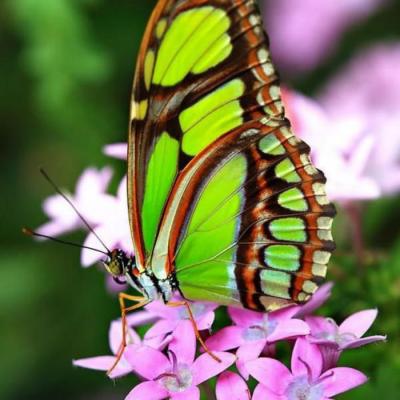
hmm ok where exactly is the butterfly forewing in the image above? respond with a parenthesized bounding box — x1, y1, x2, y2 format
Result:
(128, 0, 282, 265)
(128, 0, 336, 310)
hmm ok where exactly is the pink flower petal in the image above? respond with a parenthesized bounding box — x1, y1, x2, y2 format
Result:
(196, 310, 216, 330)
(81, 227, 116, 267)
(343, 335, 386, 349)
(145, 319, 178, 339)
(339, 309, 378, 338)
(127, 310, 158, 327)
(321, 367, 368, 396)
(170, 386, 200, 400)
(38, 193, 79, 235)
(216, 371, 250, 400)
(192, 352, 236, 385)
(246, 358, 291, 395)
(36, 220, 77, 238)
(73, 356, 116, 372)
(205, 326, 244, 351)
(109, 321, 140, 355)
(267, 319, 310, 342)
(228, 307, 263, 327)
(78, 193, 117, 227)
(124, 345, 170, 380)
(125, 381, 168, 400)
(103, 143, 128, 160)
(144, 333, 173, 350)
(42, 193, 76, 221)
(169, 320, 196, 365)
(73, 355, 131, 379)
(252, 384, 282, 400)
(107, 364, 134, 379)
(349, 135, 375, 176)
(76, 166, 113, 198)
(81, 247, 104, 267)
(236, 340, 267, 380)
(291, 337, 323, 380)
(145, 299, 179, 318)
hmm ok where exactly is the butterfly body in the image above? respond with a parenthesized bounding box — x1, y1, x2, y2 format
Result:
(109, 0, 336, 313)
(104, 249, 176, 303)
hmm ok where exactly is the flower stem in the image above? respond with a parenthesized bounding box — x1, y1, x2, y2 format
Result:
(200, 382, 216, 400)
(345, 201, 365, 275)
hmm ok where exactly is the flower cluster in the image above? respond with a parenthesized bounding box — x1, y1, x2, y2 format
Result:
(72, 283, 384, 399)
(36, 149, 386, 398)
(282, 43, 400, 202)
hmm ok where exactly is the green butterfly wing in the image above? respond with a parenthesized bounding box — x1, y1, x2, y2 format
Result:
(128, 0, 336, 310)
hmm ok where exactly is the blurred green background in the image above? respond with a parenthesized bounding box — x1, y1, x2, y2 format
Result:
(1, 0, 399, 399)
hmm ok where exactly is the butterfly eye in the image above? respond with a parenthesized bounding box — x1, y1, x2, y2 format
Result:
(103, 257, 123, 276)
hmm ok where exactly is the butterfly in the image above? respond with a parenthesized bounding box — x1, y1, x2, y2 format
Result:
(37, 0, 336, 372)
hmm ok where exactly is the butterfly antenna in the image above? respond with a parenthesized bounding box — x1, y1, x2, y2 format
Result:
(22, 227, 109, 256)
(39, 168, 111, 255)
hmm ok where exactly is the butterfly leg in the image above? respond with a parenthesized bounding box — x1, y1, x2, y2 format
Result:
(167, 300, 221, 362)
(107, 293, 149, 376)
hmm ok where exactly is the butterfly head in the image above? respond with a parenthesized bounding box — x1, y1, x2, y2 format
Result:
(103, 249, 135, 284)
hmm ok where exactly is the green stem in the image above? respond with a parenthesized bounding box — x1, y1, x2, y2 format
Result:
(200, 381, 216, 400)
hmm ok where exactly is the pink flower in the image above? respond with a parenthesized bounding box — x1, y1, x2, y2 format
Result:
(216, 371, 250, 400)
(264, 0, 386, 75)
(319, 43, 400, 196)
(247, 337, 368, 400)
(206, 306, 309, 379)
(143, 298, 218, 341)
(37, 167, 113, 238)
(81, 176, 132, 266)
(36, 166, 132, 268)
(307, 309, 386, 370)
(125, 323, 235, 400)
(73, 319, 170, 379)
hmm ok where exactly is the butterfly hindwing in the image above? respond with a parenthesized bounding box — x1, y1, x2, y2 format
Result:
(150, 118, 335, 311)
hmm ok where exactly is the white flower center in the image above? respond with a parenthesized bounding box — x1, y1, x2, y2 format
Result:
(314, 319, 357, 347)
(336, 331, 358, 346)
(243, 315, 278, 341)
(286, 376, 324, 400)
(159, 364, 193, 393)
